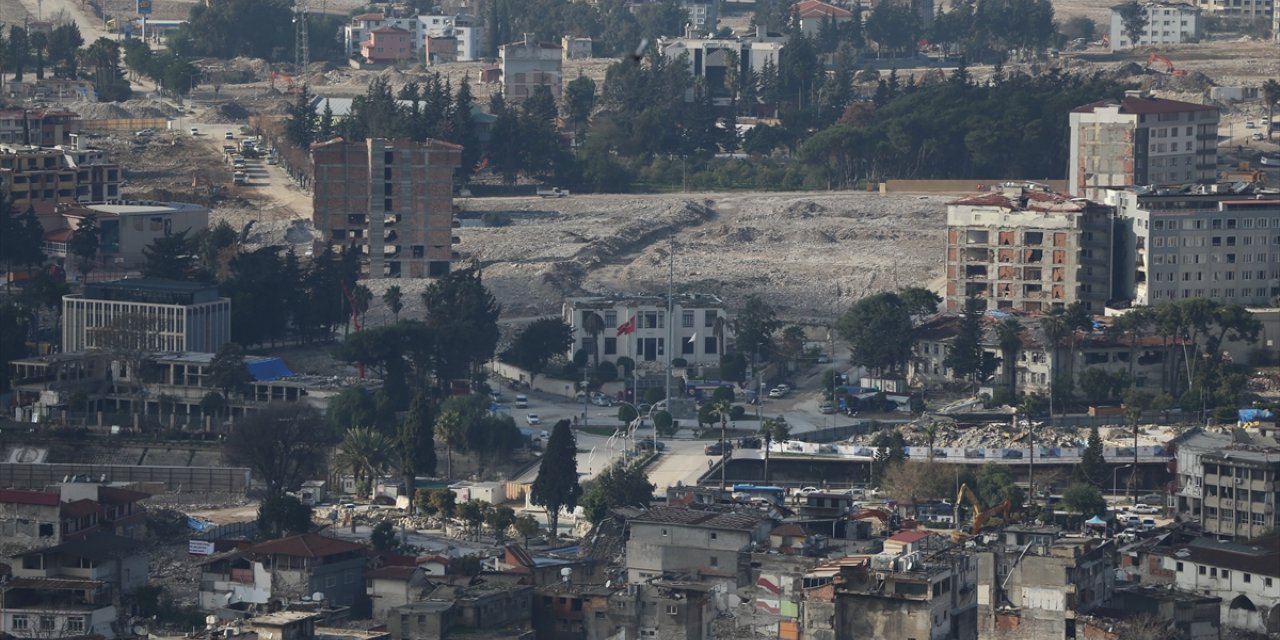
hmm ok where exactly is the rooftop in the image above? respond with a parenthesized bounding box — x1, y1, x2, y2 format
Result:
(1072, 96, 1218, 115)
(15, 532, 143, 561)
(1166, 535, 1280, 578)
(793, 0, 854, 18)
(250, 611, 319, 626)
(629, 506, 764, 531)
(0, 489, 60, 506)
(1172, 427, 1280, 465)
(566, 292, 726, 310)
(248, 533, 367, 559)
(887, 530, 931, 544)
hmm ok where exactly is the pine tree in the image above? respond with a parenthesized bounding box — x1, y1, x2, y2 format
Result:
(399, 391, 437, 514)
(530, 420, 582, 538)
(1075, 426, 1107, 488)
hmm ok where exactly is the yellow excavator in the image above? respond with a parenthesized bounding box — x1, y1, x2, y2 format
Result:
(951, 483, 1013, 542)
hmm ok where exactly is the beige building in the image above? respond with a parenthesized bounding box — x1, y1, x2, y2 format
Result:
(976, 534, 1115, 640)
(311, 137, 461, 279)
(945, 183, 1114, 313)
(562, 293, 732, 370)
(1173, 428, 1280, 542)
(1068, 92, 1219, 199)
(42, 201, 209, 269)
(1107, 1, 1201, 50)
(499, 34, 563, 102)
(62, 279, 231, 354)
(1192, 0, 1274, 21)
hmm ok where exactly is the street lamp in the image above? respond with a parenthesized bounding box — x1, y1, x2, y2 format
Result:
(1113, 464, 1134, 498)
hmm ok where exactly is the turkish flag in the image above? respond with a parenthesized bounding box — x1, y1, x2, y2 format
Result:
(616, 316, 637, 336)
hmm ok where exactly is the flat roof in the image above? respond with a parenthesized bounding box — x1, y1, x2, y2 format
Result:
(629, 506, 764, 531)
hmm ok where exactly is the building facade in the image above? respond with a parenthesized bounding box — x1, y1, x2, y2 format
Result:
(976, 536, 1116, 640)
(0, 108, 78, 147)
(311, 137, 461, 279)
(1157, 535, 1280, 634)
(793, 0, 854, 36)
(42, 201, 209, 268)
(1172, 428, 1280, 541)
(945, 183, 1114, 313)
(624, 507, 770, 586)
(500, 35, 563, 102)
(1068, 93, 1220, 199)
(62, 279, 231, 354)
(1192, 0, 1274, 21)
(343, 13, 483, 62)
(562, 294, 732, 370)
(1108, 2, 1201, 50)
(361, 26, 414, 64)
(1108, 185, 1280, 307)
(659, 33, 785, 102)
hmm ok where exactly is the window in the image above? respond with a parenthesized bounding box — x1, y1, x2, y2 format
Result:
(665, 605, 678, 615)
(662, 528, 668, 536)
(709, 556, 718, 567)
(682, 339, 694, 355)
(40, 616, 55, 631)
(67, 617, 85, 633)
(605, 310, 617, 327)
(682, 310, 694, 328)
(1222, 570, 1230, 579)
(704, 310, 717, 328)
(604, 337, 617, 355)
(704, 336, 717, 354)
(12, 616, 28, 631)
(1244, 573, 1252, 583)
(1176, 562, 1184, 572)
(1199, 566, 1207, 575)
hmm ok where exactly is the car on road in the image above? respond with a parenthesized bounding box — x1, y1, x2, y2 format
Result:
(525, 413, 540, 425)
(514, 394, 529, 408)
(1125, 515, 1141, 529)
(768, 388, 785, 399)
(190, 127, 199, 136)
(134, 128, 154, 137)
(797, 486, 819, 495)
(816, 354, 831, 364)
(818, 402, 836, 414)
(737, 436, 761, 449)
(1253, 133, 1265, 141)
(1132, 504, 1161, 514)
(636, 437, 666, 452)
(704, 441, 732, 456)
(224, 131, 235, 140)
(776, 383, 791, 393)
(1261, 155, 1280, 166)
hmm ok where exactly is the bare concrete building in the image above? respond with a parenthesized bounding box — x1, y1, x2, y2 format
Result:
(945, 183, 1114, 313)
(976, 535, 1115, 640)
(1171, 427, 1280, 541)
(312, 137, 461, 279)
(1068, 92, 1219, 199)
(499, 34, 562, 102)
(625, 506, 771, 586)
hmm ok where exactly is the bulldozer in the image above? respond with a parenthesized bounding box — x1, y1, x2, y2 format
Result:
(951, 483, 1014, 542)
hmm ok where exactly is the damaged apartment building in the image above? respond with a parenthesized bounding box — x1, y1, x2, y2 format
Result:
(945, 182, 1114, 313)
(311, 137, 461, 279)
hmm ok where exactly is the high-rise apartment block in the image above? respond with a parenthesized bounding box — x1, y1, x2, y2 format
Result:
(1109, 185, 1280, 307)
(312, 138, 461, 279)
(945, 183, 1113, 313)
(1068, 92, 1219, 199)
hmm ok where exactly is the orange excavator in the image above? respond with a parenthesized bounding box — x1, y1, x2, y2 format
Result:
(270, 70, 305, 94)
(1147, 53, 1187, 77)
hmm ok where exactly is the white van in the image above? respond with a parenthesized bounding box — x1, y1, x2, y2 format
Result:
(515, 394, 529, 408)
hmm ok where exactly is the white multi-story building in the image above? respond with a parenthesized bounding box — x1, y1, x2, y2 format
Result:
(1108, 2, 1201, 51)
(62, 278, 231, 354)
(1192, 0, 1274, 22)
(1068, 91, 1220, 199)
(500, 34, 563, 102)
(342, 12, 483, 62)
(561, 294, 732, 370)
(1108, 184, 1280, 307)
(1172, 428, 1280, 542)
(1156, 535, 1280, 634)
(659, 31, 785, 102)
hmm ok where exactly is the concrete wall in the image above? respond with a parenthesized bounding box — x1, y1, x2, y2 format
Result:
(0, 463, 249, 493)
(626, 521, 752, 584)
(884, 180, 1069, 194)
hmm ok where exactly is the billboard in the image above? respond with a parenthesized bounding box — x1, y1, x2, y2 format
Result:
(137, 0, 152, 15)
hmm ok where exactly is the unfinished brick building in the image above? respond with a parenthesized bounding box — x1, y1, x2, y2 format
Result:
(312, 137, 460, 278)
(945, 182, 1114, 314)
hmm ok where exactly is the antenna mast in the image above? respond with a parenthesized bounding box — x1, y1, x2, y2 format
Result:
(294, 0, 310, 82)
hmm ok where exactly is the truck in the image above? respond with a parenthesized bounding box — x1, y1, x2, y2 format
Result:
(536, 187, 570, 197)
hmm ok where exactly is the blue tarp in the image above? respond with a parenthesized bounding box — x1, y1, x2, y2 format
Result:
(1239, 408, 1275, 422)
(247, 357, 294, 382)
(187, 517, 214, 531)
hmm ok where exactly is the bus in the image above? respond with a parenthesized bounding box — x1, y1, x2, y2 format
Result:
(731, 484, 786, 505)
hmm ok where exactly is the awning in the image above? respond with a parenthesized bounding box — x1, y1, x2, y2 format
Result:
(1085, 515, 1107, 527)
(247, 357, 294, 382)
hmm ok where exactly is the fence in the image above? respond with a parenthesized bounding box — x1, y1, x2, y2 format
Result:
(193, 521, 257, 541)
(0, 463, 250, 493)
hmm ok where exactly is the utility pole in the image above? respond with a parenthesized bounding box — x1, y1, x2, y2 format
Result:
(665, 234, 674, 407)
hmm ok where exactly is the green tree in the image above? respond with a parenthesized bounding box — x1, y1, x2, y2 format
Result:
(1061, 482, 1108, 520)
(457, 500, 487, 539)
(977, 463, 1023, 509)
(46, 24, 83, 79)
(837, 291, 913, 375)
(29, 31, 46, 80)
(336, 427, 394, 499)
(653, 410, 675, 436)
(199, 391, 226, 419)
(208, 343, 253, 401)
(433, 409, 468, 480)
(996, 318, 1023, 397)
(618, 404, 639, 424)
(0, 305, 31, 390)
(1264, 79, 1280, 142)
(141, 231, 199, 281)
(399, 391, 437, 515)
(0, 205, 46, 275)
(485, 504, 517, 544)
(945, 297, 995, 384)
(530, 420, 583, 538)
(871, 429, 907, 485)
(565, 72, 597, 133)
(69, 214, 100, 280)
(505, 317, 573, 384)
(581, 459, 655, 523)
(422, 267, 501, 391)
(382, 285, 403, 323)
(1117, 1, 1149, 46)
(514, 513, 540, 546)
(370, 520, 397, 552)
(1074, 426, 1106, 488)
(256, 495, 313, 539)
(733, 294, 782, 362)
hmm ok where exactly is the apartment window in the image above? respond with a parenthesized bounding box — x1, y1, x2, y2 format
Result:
(12, 616, 28, 631)
(705, 336, 717, 354)
(682, 338, 694, 355)
(1176, 562, 1184, 572)
(682, 310, 694, 328)
(704, 310, 717, 328)
(67, 617, 85, 633)
(1223, 570, 1230, 579)
(605, 310, 617, 327)
(40, 616, 55, 632)
(662, 529, 668, 536)
(604, 337, 617, 355)
(1244, 573, 1252, 583)
(665, 605, 678, 615)
(709, 556, 718, 567)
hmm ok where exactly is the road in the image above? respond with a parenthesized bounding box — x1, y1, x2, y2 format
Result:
(16, 0, 109, 42)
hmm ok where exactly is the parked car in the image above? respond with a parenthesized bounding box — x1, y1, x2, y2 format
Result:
(525, 413, 541, 425)
(818, 402, 836, 414)
(134, 128, 154, 137)
(1132, 504, 1161, 514)
(797, 486, 819, 495)
(1137, 494, 1163, 505)
(768, 388, 785, 399)
(224, 131, 235, 140)
(636, 438, 665, 452)
(1261, 155, 1280, 166)
(1125, 516, 1141, 529)
(816, 354, 831, 364)
(776, 384, 791, 393)
(1253, 132, 1265, 141)
(704, 441, 732, 456)
(738, 436, 761, 449)
(1141, 518, 1156, 531)
(189, 127, 199, 136)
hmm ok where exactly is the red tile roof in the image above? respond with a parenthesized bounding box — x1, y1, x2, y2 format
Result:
(771, 523, 808, 538)
(61, 499, 99, 517)
(43, 228, 74, 242)
(887, 530, 931, 544)
(0, 489, 60, 506)
(249, 533, 366, 559)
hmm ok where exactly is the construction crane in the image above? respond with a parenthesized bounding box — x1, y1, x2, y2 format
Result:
(1147, 53, 1187, 76)
(951, 483, 1014, 542)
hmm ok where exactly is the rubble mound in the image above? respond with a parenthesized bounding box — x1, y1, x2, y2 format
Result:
(1110, 62, 1150, 79)
(216, 102, 251, 121)
(782, 199, 828, 218)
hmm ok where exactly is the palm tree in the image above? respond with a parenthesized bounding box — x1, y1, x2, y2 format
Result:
(434, 410, 467, 479)
(924, 421, 940, 464)
(712, 315, 727, 357)
(337, 427, 394, 498)
(383, 285, 403, 324)
(995, 318, 1023, 399)
(1263, 79, 1280, 142)
(582, 311, 605, 369)
(352, 284, 373, 330)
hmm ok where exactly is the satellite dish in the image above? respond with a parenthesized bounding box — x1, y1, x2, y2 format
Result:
(132, 625, 148, 636)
